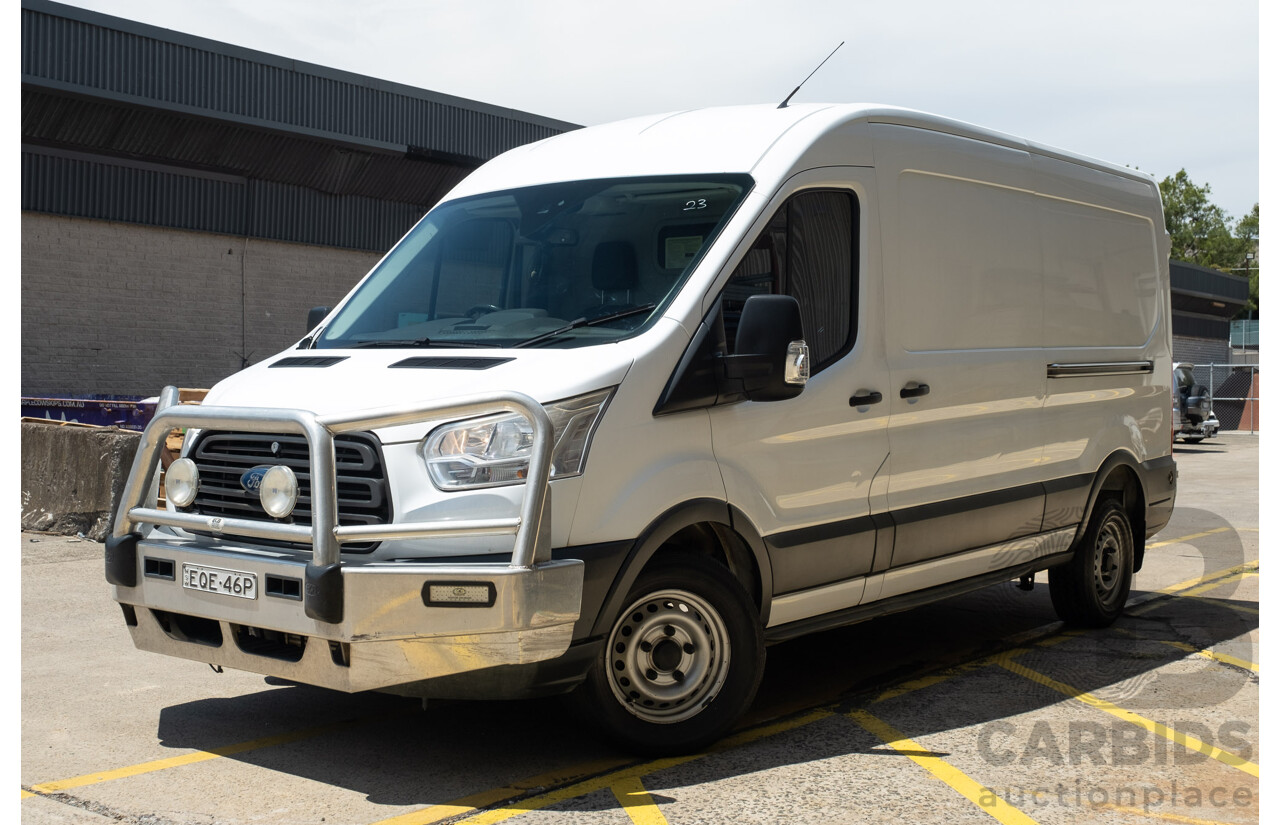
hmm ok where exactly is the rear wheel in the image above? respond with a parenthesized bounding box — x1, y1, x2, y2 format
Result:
(1049, 499, 1134, 627)
(579, 554, 764, 755)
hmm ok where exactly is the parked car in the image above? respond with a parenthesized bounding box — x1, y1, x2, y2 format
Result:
(1173, 363, 1219, 443)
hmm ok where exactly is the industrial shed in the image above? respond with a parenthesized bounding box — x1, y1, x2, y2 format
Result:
(21, 0, 578, 397)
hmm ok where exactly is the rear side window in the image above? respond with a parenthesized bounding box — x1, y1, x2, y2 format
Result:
(724, 190, 857, 371)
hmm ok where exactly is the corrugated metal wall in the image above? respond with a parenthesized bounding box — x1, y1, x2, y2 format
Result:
(21, 1, 574, 157)
(22, 148, 428, 251)
(21, 0, 578, 251)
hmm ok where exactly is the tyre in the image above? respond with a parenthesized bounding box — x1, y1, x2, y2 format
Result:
(579, 554, 764, 755)
(1049, 499, 1134, 627)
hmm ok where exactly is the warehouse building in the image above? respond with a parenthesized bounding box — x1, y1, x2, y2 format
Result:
(21, 0, 577, 397)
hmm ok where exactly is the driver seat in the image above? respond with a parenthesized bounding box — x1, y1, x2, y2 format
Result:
(588, 241, 638, 315)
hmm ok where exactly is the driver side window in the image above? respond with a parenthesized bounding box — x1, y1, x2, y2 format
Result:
(723, 190, 858, 373)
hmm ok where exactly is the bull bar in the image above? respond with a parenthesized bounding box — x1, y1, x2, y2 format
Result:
(106, 386, 584, 693)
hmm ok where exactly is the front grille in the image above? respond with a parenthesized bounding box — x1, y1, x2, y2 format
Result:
(186, 430, 391, 552)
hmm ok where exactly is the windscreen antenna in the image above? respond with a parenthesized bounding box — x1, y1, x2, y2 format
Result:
(778, 42, 845, 109)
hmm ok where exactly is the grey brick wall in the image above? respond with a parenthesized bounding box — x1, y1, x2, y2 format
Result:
(1172, 335, 1230, 367)
(22, 213, 381, 396)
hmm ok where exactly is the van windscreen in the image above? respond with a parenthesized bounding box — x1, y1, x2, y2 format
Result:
(315, 175, 752, 349)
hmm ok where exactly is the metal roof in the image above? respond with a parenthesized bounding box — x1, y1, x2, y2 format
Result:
(20, 0, 579, 250)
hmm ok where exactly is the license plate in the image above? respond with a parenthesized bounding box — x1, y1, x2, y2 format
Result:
(182, 563, 257, 600)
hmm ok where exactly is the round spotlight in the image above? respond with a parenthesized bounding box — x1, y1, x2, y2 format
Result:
(166, 458, 200, 508)
(259, 465, 299, 519)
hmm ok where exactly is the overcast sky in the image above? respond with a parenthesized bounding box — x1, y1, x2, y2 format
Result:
(53, 0, 1263, 220)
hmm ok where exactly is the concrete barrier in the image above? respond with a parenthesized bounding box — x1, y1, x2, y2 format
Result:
(21, 422, 141, 541)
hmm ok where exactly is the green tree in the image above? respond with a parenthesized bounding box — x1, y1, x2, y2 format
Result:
(1159, 169, 1236, 267)
(1235, 203, 1260, 314)
(1158, 170, 1259, 315)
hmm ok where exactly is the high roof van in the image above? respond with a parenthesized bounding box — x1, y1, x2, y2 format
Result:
(108, 104, 1177, 754)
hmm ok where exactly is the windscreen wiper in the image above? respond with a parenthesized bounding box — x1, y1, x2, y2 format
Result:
(511, 304, 657, 349)
(349, 336, 435, 348)
(347, 337, 491, 349)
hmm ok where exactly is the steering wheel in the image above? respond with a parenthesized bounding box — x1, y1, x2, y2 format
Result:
(465, 305, 502, 320)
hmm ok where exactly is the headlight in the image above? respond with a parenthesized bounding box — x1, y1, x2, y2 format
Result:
(166, 458, 200, 508)
(422, 388, 613, 490)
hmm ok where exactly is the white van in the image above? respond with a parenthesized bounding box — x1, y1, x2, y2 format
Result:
(108, 104, 1177, 754)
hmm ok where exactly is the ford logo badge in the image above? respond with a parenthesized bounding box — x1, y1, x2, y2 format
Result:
(240, 465, 272, 494)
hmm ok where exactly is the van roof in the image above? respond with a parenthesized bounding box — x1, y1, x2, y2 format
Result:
(445, 103, 1151, 200)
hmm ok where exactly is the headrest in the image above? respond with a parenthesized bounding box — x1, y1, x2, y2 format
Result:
(592, 241, 638, 291)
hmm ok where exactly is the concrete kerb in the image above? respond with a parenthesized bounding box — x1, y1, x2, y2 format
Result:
(20, 421, 141, 541)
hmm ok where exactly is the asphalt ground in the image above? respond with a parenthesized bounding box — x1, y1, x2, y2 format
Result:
(21, 435, 1260, 825)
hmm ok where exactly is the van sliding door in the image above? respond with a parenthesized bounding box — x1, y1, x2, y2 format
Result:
(871, 124, 1048, 581)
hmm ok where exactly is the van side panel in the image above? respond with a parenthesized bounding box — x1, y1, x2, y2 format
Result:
(872, 124, 1050, 566)
(1032, 154, 1172, 486)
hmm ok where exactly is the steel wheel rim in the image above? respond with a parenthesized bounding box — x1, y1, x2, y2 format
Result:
(605, 588, 731, 724)
(1093, 517, 1126, 602)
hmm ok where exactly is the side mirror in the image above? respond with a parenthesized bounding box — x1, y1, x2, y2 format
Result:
(722, 294, 809, 401)
(307, 306, 331, 332)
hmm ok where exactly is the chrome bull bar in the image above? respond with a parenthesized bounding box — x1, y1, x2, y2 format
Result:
(109, 386, 556, 624)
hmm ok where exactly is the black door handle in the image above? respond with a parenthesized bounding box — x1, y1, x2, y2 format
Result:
(900, 382, 930, 399)
(849, 391, 883, 407)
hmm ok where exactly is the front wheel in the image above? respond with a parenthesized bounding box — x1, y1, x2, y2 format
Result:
(579, 554, 764, 755)
(1049, 499, 1134, 627)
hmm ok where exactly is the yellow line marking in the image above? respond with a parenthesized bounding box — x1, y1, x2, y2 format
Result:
(28, 711, 404, 795)
(1186, 596, 1258, 616)
(871, 661, 989, 704)
(994, 654, 1258, 777)
(847, 709, 1039, 825)
(20, 790, 35, 799)
(1110, 627, 1259, 674)
(1145, 527, 1233, 549)
(1093, 801, 1242, 824)
(611, 776, 671, 825)
(1143, 560, 1258, 599)
(365, 758, 631, 825)
(1131, 562, 1258, 616)
(455, 708, 835, 823)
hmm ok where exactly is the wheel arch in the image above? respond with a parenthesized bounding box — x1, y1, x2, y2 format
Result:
(1078, 450, 1149, 572)
(588, 499, 774, 637)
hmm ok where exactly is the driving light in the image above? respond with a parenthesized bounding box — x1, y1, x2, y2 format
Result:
(166, 458, 200, 508)
(259, 465, 299, 518)
(423, 388, 613, 490)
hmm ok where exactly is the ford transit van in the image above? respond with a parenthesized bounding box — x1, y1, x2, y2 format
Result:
(108, 104, 1176, 753)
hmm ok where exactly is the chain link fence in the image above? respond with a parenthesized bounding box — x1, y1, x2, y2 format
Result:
(1183, 363, 1260, 433)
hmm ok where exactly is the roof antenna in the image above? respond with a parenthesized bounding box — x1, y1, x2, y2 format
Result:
(778, 42, 844, 109)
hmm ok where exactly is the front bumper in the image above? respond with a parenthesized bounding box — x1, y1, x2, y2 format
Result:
(113, 537, 582, 692)
(108, 387, 583, 693)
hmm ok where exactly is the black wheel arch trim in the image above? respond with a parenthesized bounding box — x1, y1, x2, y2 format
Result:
(1077, 449, 1174, 573)
(588, 498, 774, 638)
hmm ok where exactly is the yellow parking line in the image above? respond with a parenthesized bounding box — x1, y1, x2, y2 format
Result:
(1111, 627, 1259, 674)
(848, 709, 1039, 825)
(20, 790, 35, 799)
(1187, 596, 1258, 616)
(27, 711, 404, 795)
(1159, 640, 1259, 673)
(1131, 562, 1258, 616)
(611, 777, 670, 825)
(1145, 560, 1258, 599)
(454, 708, 835, 823)
(366, 757, 631, 825)
(1145, 527, 1233, 549)
(994, 654, 1258, 777)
